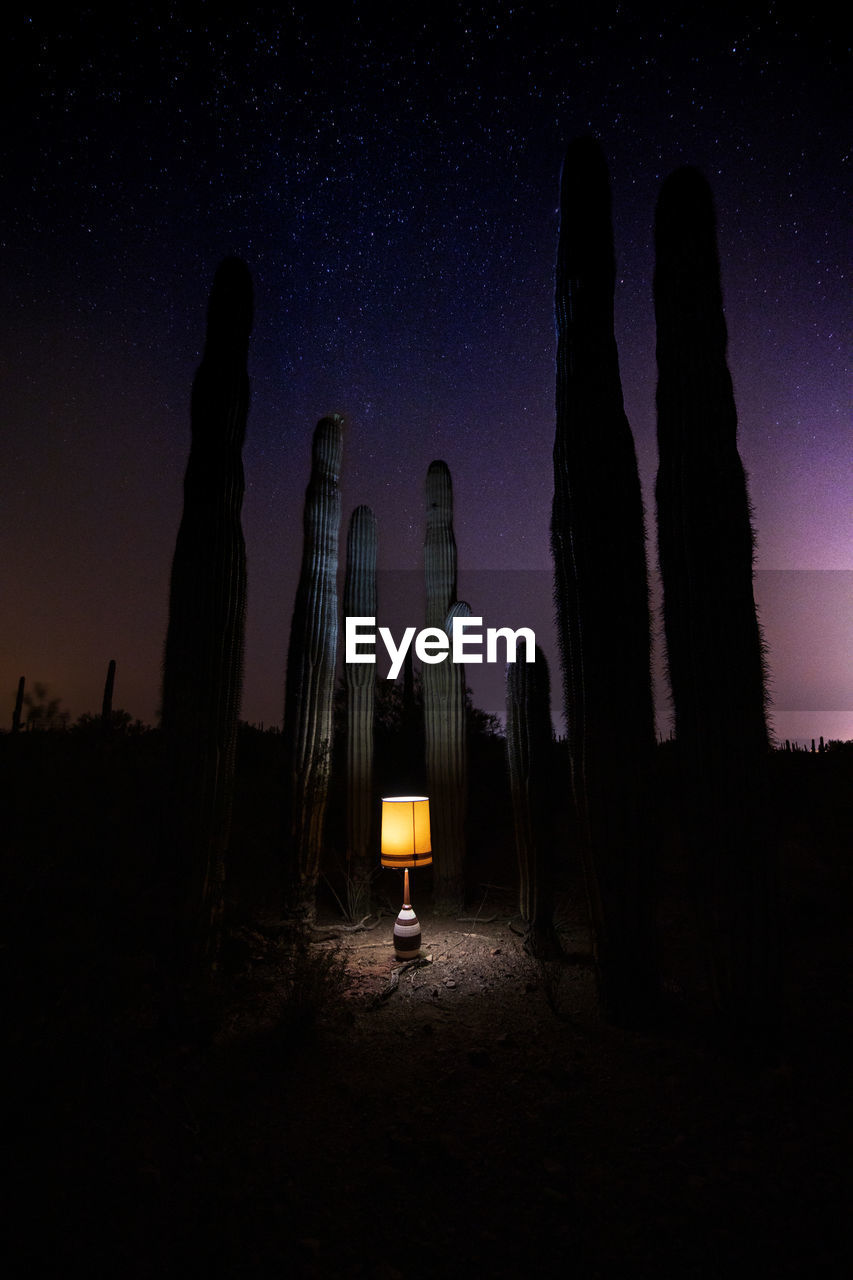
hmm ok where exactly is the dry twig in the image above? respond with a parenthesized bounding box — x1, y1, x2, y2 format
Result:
(308, 914, 382, 941)
(369, 956, 433, 1006)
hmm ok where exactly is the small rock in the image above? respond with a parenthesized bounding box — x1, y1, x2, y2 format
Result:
(444, 978, 457, 988)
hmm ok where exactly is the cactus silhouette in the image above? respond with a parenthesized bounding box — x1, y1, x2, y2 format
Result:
(101, 659, 116, 725)
(399, 645, 423, 792)
(551, 137, 657, 1022)
(654, 166, 774, 1028)
(343, 503, 377, 918)
(422, 461, 467, 910)
(283, 414, 344, 918)
(432, 600, 471, 911)
(12, 677, 25, 733)
(424, 460, 457, 629)
(160, 255, 252, 993)
(506, 648, 559, 958)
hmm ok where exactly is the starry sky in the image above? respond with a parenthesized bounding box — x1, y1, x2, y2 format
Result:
(2, 4, 849, 744)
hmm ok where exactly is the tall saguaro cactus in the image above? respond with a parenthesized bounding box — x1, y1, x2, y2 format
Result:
(431, 600, 471, 910)
(506, 649, 559, 958)
(344, 504, 377, 918)
(551, 137, 657, 1022)
(161, 256, 252, 993)
(654, 167, 774, 1029)
(283, 414, 344, 918)
(422, 461, 467, 911)
(424, 460, 457, 629)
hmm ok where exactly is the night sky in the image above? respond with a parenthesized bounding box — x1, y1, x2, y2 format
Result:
(2, 5, 849, 744)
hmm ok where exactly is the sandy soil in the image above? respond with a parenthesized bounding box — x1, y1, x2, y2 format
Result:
(4, 736, 851, 1278)
(38, 884, 838, 1280)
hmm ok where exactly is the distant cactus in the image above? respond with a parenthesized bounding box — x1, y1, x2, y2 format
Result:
(12, 677, 24, 733)
(654, 167, 774, 1028)
(551, 137, 657, 1022)
(283, 414, 344, 918)
(343, 504, 377, 918)
(161, 256, 252, 993)
(101, 659, 116, 725)
(506, 648, 559, 958)
(422, 461, 467, 911)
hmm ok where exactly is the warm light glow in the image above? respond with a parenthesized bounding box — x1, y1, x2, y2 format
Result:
(380, 796, 432, 868)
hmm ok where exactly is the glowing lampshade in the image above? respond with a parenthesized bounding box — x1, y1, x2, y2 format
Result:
(380, 796, 432, 869)
(381, 796, 431, 960)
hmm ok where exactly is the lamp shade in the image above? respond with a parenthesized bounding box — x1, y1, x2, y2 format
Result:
(380, 796, 432, 869)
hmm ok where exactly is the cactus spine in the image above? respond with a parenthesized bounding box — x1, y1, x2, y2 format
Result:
(423, 461, 467, 911)
(343, 504, 377, 918)
(161, 256, 252, 992)
(654, 167, 774, 1028)
(551, 138, 657, 1022)
(506, 649, 559, 958)
(283, 414, 344, 917)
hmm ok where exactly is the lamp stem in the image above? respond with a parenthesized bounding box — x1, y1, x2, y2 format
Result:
(403, 866, 410, 907)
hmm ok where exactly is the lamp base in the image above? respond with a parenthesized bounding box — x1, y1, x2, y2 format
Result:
(393, 903, 422, 961)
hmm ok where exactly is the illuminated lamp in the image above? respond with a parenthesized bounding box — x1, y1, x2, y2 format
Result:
(380, 796, 432, 960)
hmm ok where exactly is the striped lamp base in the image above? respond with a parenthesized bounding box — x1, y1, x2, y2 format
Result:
(393, 905, 422, 960)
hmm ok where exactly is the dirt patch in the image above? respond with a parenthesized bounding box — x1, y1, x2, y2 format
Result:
(73, 893, 841, 1280)
(4, 730, 851, 1278)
